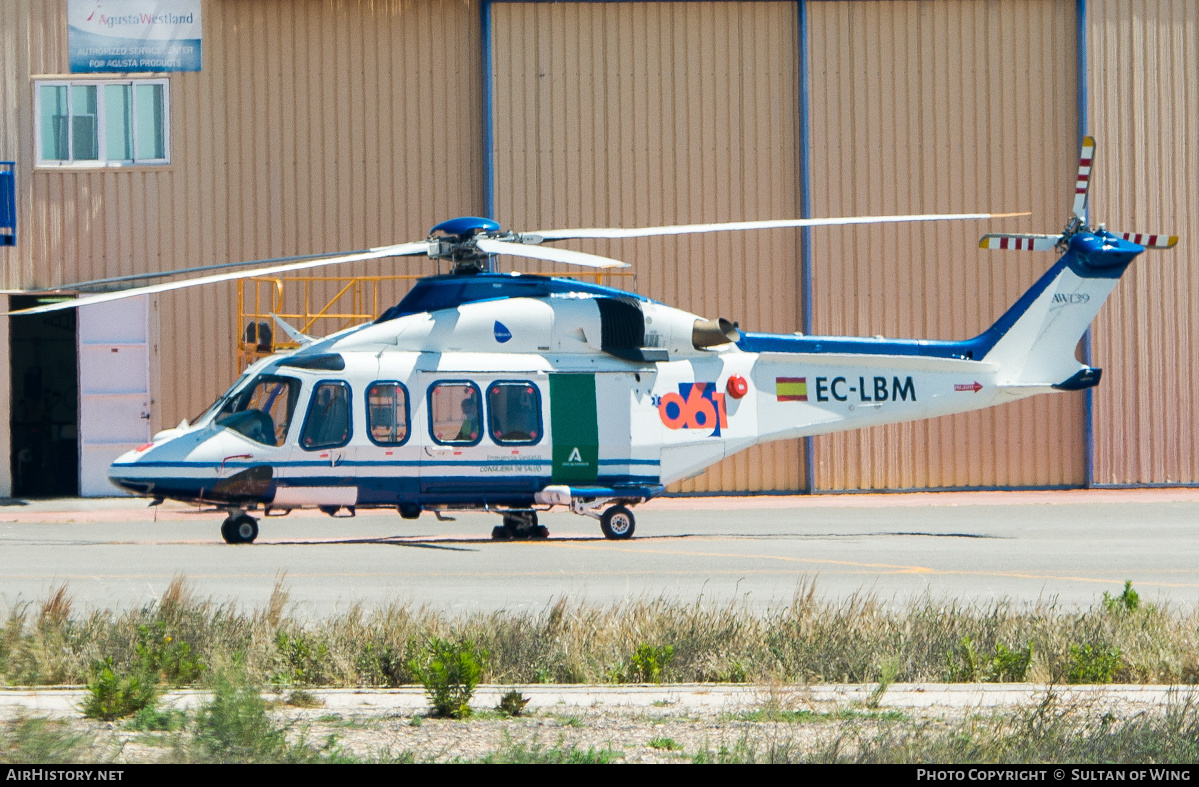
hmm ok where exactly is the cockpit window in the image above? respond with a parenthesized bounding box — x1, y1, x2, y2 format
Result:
(191, 373, 251, 425)
(300, 381, 352, 450)
(214, 374, 300, 446)
(487, 382, 542, 445)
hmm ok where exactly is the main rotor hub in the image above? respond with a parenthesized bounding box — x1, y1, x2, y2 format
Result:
(428, 216, 505, 274)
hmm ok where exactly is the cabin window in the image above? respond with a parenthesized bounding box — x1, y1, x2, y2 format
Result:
(429, 382, 482, 445)
(487, 382, 542, 445)
(36, 80, 169, 167)
(300, 381, 352, 450)
(214, 374, 300, 447)
(366, 382, 410, 445)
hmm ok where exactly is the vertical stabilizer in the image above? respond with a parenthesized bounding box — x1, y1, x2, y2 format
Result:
(980, 231, 1142, 388)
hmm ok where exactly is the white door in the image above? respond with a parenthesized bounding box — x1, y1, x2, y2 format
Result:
(78, 296, 151, 496)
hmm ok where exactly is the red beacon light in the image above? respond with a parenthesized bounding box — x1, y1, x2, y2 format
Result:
(726, 374, 749, 399)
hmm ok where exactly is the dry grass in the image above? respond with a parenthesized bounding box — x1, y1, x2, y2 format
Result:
(2, 579, 1198, 688)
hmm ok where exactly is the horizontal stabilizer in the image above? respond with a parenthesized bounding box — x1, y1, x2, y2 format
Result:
(979, 234, 1059, 251)
(1119, 233, 1178, 249)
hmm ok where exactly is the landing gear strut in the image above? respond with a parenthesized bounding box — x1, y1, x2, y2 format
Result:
(569, 497, 638, 540)
(491, 510, 549, 540)
(220, 511, 259, 544)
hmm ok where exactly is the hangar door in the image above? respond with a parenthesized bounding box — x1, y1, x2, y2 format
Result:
(491, 1, 806, 493)
(804, 0, 1084, 491)
(78, 297, 151, 496)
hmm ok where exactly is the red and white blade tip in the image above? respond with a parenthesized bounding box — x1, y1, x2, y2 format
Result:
(1120, 233, 1178, 249)
(1072, 135, 1096, 220)
(979, 234, 1060, 251)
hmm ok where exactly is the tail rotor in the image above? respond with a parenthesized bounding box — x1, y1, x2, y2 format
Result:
(979, 136, 1178, 254)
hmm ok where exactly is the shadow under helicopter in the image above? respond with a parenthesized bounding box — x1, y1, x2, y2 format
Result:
(241, 529, 1005, 549)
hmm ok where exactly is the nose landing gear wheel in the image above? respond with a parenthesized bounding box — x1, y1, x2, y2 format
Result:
(600, 505, 635, 540)
(221, 513, 260, 544)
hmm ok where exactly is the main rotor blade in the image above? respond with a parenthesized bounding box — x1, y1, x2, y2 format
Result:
(55, 249, 380, 292)
(979, 233, 1061, 251)
(476, 238, 630, 269)
(530, 212, 1030, 242)
(1073, 136, 1096, 222)
(5, 241, 431, 316)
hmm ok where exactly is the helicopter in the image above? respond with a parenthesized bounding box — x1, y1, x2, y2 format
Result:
(7, 137, 1178, 543)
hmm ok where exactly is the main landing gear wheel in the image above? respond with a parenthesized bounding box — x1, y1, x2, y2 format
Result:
(600, 505, 635, 540)
(221, 513, 259, 544)
(498, 511, 549, 540)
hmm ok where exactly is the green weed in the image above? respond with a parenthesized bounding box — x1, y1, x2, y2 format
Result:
(81, 657, 158, 720)
(868, 656, 900, 708)
(497, 689, 531, 717)
(125, 705, 187, 732)
(1067, 644, 1123, 684)
(187, 671, 334, 763)
(408, 637, 486, 719)
(649, 736, 683, 751)
(613, 643, 675, 683)
(135, 621, 206, 685)
(949, 636, 1034, 682)
(1104, 581, 1142, 614)
(273, 631, 328, 686)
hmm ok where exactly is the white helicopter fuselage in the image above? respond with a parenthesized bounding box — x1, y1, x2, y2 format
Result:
(109, 229, 1136, 528)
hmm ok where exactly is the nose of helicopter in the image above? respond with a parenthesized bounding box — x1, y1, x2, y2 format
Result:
(107, 441, 160, 495)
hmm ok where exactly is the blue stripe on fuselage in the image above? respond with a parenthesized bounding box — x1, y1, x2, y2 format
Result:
(109, 473, 662, 507)
(736, 257, 1070, 361)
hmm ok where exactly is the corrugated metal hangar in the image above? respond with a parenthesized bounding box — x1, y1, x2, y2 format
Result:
(0, 0, 1194, 497)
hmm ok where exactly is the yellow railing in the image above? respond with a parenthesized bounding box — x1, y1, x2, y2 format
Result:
(237, 271, 635, 369)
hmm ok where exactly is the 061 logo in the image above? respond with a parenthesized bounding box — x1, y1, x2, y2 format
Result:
(654, 382, 728, 436)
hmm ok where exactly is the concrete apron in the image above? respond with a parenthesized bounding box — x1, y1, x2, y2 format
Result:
(1, 684, 1193, 717)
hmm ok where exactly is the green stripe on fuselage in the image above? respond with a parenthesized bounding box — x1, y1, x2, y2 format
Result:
(550, 373, 599, 483)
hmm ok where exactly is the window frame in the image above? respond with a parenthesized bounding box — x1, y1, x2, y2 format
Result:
(427, 380, 483, 447)
(365, 381, 412, 447)
(298, 379, 354, 452)
(213, 373, 301, 448)
(34, 78, 171, 168)
(485, 380, 544, 447)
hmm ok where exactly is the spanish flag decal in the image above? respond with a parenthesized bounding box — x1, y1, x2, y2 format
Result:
(776, 376, 808, 401)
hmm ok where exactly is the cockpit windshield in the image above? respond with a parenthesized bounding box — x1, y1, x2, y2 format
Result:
(190, 373, 251, 426)
(213, 374, 301, 446)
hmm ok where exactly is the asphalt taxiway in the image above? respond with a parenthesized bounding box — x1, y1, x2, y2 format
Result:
(2, 489, 1198, 614)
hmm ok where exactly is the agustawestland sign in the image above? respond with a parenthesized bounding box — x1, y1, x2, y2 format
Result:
(68, 0, 202, 73)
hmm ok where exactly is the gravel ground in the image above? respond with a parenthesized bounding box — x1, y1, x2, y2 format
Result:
(5, 684, 1194, 763)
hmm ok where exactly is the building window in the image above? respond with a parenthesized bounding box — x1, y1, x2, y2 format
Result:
(35, 80, 169, 166)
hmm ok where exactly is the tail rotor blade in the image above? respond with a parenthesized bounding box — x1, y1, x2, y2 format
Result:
(979, 234, 1061, 251)
(1073, 136, 1096, 221)
(1119, 233, 1179, 249)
